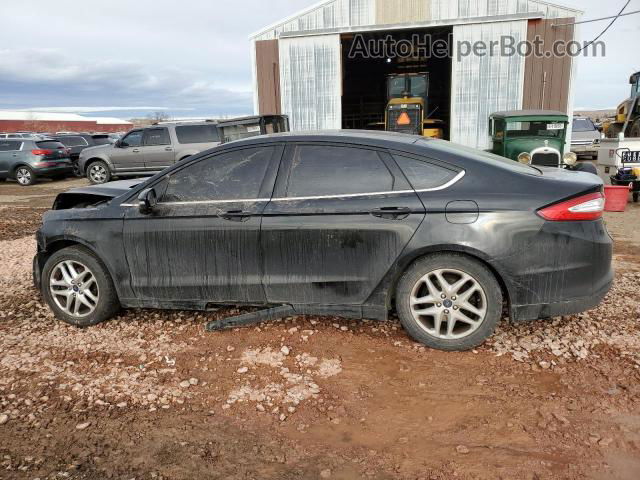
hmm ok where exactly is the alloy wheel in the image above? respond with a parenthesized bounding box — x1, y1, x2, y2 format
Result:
(49, 260, 100, 318)
(89, 164, 107, 183)
(410, 268, 488, 340)
(16, 168, 32, 185)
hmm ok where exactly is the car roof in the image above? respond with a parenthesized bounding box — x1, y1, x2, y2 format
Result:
(222, 130, 425, 148)
(491, 109, 568, 119)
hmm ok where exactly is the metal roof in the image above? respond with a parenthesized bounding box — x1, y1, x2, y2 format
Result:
(0, 111, 131, 125)
(491, 110, 568, 118)
(250, 0, 583, 40)
(0, 111, 91, 122)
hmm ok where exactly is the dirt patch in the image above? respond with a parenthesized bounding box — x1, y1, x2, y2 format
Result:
(1, 190, 639, 479)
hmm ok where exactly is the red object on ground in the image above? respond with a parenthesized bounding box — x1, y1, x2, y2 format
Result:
(604, 185, 631, 212)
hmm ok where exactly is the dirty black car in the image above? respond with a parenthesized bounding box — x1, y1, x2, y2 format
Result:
(33, 132, 613, 351)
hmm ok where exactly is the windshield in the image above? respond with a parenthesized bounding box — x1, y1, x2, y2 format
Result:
(388, 77, 407, 98)
(410, 76, 427, 97)
(572, 118, 595, 132)
(506, 121, 565, 138)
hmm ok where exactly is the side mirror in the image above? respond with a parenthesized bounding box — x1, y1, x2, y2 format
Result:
(138, 188, 158, 214)
(115, 140, 123, 148)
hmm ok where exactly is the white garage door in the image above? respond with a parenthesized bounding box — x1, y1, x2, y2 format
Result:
(450, 20, 527, 149)
(279, 34, 342, 131)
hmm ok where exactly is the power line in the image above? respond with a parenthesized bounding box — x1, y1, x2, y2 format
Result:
(575, 0, 632, 54)
(552, 9, 640, 27)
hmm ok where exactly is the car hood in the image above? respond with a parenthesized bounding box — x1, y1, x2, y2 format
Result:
(79, 144, 112, 156)
(65, 179, 144, 198)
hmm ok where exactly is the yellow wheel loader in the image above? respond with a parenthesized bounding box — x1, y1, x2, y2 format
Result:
(605, 71, 640, 138)
(384, 73, 445, 139)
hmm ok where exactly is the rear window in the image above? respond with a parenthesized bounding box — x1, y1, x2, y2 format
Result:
(56, 136, 88, 147)
(394, 155, 459, 190)
(175, 125, 220, 144)
(92, 136, 112, 145)
(420, 140, 541, 176)
(36, 141, 66, 150)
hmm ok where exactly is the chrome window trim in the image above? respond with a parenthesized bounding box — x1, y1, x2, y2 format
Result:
(121, 171, 465, 207)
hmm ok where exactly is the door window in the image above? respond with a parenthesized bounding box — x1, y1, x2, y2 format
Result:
(284, 145, 394, 198)
(120, 131, 143, 147)
(394, 156, 459, 191)
(143, 128, 171, 146)
(0, 141, 21, 151)
(161, 147, 275, 203)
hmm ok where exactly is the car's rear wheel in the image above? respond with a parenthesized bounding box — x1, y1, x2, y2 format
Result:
(396, 253, 503, 351)
(41, 246, 120, 327)
(15, 166, 35, 186)
(87, 160, 111, 184)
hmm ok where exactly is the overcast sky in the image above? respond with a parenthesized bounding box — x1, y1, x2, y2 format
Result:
(0, 0, 638, 119)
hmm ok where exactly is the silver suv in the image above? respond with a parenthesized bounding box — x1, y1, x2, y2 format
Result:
(78, 122, 220, 184)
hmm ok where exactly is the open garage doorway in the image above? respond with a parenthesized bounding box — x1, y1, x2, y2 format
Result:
(341, 27, 452, 140)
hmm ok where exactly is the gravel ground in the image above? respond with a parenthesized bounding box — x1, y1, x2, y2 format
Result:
(0, 193, 639, 480)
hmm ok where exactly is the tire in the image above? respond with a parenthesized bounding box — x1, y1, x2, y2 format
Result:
(41, 246, 120, 327)
(87, 160, 111, 184)
(14, 166, 35, 186)
(395, 253, 503, 352)
(72, 163, 84, 178)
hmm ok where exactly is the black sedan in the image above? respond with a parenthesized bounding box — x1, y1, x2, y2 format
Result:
(33, 131, 613, 351)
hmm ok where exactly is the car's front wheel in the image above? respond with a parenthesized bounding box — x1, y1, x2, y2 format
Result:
(15, 166, 35, 186)
(396, 253, 503, 351)
(41, 246, 120, 327)
(87, 160, 111, 184)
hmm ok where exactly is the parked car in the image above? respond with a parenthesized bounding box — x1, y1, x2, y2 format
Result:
(0, 139, 73, 186)
(34, 132, 612, 351)
(78, 122, 221, 184)
(571, 117, 601, 159)
(52, 134, 115, 176)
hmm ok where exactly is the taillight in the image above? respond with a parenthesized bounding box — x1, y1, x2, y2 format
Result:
(537, 193, 605, 221)
(31, 149, 52, 155)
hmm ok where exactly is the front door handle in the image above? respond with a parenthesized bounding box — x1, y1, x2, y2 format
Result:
(132, 148, 140, 153)
(370, 207, 412, 220)
(221, 210, 252, 222)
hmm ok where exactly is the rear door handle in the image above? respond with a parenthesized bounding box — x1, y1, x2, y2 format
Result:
(164, 147, 173, 151)
(132, 148, 140, 153)
(370, 207, 412, 220)
(221, 210, 252, 222)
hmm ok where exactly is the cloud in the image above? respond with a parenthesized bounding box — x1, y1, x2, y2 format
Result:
(0, 48, 254, 117)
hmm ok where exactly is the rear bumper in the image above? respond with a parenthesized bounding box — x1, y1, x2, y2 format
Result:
(571, 144, 598, 155)
(33, 164, 73, 177)
(511, 272, 613, 322)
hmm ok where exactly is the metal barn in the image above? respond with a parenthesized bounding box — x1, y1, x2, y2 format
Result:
(250, 0, 582, 149)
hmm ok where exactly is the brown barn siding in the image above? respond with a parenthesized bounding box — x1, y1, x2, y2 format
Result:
(255, 40, 282, 115)
(523, 18, 575, 112)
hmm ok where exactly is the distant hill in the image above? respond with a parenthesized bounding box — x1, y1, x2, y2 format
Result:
(574, 109, 616, 121)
